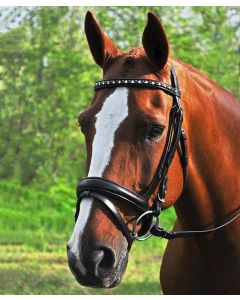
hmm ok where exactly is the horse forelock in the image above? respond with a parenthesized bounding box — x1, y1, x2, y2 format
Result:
(103, 47, 153, 76)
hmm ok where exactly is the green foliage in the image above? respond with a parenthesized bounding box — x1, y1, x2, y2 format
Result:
(0, 6, 239, 187)
(0, 7, 94, 187)
(0, 179, 75, 249)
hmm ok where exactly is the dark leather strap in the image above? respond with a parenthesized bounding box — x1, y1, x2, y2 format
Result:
(179, 129, 188, 176)
(143, 65, 184, 207)
(77, 177, 148, 212)
(150, 211, 240, 239)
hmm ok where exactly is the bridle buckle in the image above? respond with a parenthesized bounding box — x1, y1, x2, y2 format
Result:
(158, 195, 165, 203)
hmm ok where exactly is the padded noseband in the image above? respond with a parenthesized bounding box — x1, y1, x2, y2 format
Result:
(76, 177, 148, 213)
(76, 177, 148, 247)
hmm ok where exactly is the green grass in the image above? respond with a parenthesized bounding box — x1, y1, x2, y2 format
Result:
(0, 179, 176, 294)
(0, 241, 167, 295)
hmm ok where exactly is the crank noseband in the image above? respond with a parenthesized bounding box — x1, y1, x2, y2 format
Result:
(76, 177, 148, 213)
(76, 177, 148, 248)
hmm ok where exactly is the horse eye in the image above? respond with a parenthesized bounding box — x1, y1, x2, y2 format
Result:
(146, 125, 164, 142)
(78, 114, 89, 134)
(78, 120, 88, 135)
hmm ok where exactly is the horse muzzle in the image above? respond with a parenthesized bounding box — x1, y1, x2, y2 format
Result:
(67, 237, 129, 288)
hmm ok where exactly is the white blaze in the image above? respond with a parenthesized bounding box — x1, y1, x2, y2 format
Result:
(68, 88, 129, 257)
(88, 88, 129, 176)
(68, 197, 93, 257)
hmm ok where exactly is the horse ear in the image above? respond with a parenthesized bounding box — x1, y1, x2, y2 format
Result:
(85, 11, 119, 68)
(142, 12, 169, 70)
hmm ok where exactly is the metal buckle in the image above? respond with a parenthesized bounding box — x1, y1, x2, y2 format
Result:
(157, 194, 165, 203)
(130, 210, 159, 241)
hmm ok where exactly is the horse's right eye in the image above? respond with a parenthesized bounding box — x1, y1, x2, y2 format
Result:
(79, 124, 85, 134)
(146, 125, 164, 142)
(78, 113, 90, 134)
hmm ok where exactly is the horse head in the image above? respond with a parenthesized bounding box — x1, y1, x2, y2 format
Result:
(67, 11, 185, 288)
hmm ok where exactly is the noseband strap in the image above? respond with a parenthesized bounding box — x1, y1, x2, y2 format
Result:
(75, 63, 240, 249)
(76, 177, 148, 250)
(76, 177, 148, 213)
(76, 191, 133, 247)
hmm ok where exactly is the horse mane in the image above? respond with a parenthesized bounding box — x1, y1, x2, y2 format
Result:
(172, 57, 236, 98)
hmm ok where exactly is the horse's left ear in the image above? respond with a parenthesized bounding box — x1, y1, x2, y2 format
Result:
(142, 12, 169, 70)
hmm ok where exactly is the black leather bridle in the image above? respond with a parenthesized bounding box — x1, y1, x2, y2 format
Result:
(75, 64, 240, 250)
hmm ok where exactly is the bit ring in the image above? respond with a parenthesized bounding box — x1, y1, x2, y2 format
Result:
(130, 210, 159, 241)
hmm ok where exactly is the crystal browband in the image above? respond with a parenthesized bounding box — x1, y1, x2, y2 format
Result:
(94, 78, 181, 98)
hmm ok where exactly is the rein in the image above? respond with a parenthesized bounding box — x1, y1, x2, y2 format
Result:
(75, 64, 240, 250)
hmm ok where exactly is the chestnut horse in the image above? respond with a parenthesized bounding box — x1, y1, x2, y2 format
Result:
(67, 11, 240, 294)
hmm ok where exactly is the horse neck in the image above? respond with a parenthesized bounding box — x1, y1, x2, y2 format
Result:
(174, 61, 240, 241)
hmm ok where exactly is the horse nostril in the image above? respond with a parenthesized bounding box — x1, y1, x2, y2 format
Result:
(66, 244, 70, 252)
(98, 247, 115, 270)
(92, 247, 115, 276)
